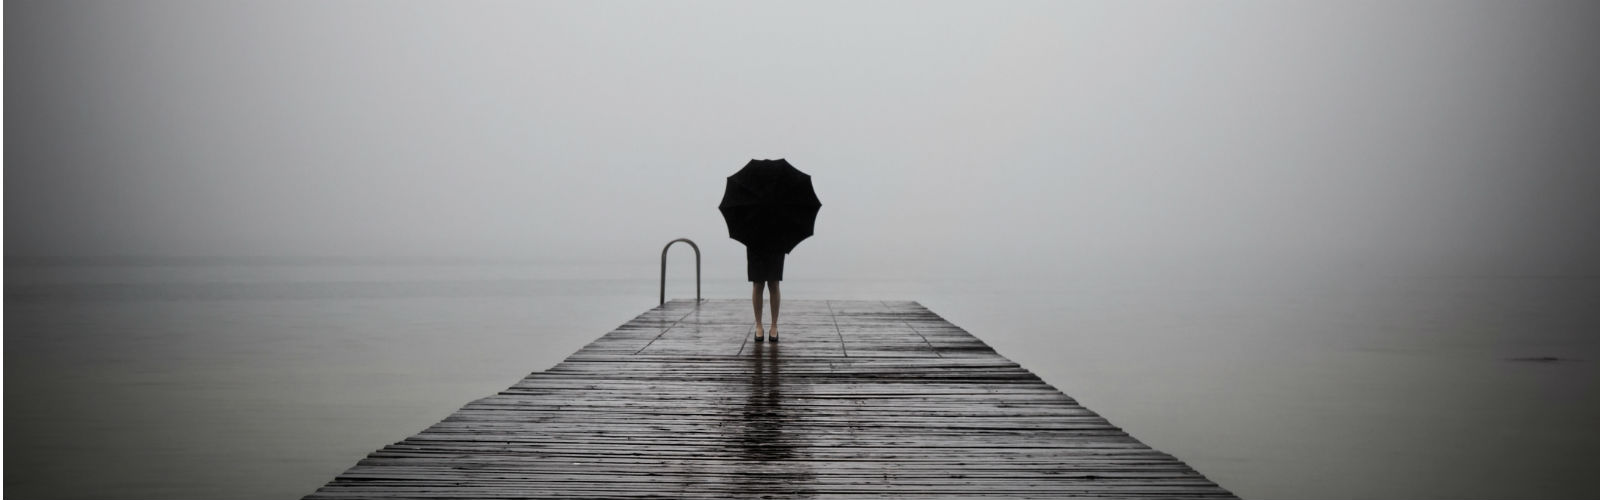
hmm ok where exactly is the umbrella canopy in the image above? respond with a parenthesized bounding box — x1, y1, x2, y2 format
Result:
(718, 159, 821, 255)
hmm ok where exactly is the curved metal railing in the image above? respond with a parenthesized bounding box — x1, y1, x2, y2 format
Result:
(659, 238, 701, 306)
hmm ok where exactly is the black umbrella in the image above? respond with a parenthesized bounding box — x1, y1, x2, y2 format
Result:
(718, 159, 821, 255)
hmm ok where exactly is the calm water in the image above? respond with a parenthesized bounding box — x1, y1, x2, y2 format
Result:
(5, 260, 1599, 499)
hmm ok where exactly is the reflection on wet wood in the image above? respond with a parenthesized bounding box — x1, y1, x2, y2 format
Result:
(305, 300, 1235, 499)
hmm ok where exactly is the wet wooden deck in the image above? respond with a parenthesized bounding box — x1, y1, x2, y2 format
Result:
(305, 299, 1235, 499)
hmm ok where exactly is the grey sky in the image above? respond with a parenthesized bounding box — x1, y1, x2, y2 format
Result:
(7, 1, 1599, 278)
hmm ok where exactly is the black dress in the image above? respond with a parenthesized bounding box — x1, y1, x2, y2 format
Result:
(746, 247, 785, 282)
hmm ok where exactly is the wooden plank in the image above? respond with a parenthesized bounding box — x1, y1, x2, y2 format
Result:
(305, 299, 1234, 499)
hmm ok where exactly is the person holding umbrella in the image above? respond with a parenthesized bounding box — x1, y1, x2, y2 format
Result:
(718, 159, 822, 343)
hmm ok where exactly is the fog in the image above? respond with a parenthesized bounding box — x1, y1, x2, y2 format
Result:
(8, 1, 1600, 280)
(9, 4, 1600, 499)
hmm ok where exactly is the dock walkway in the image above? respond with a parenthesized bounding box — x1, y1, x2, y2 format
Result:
(306, 299, 1235, 499)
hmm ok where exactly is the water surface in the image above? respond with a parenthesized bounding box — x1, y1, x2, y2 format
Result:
(6, 260, 1597, 498)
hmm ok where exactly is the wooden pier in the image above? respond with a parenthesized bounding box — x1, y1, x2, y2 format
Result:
(306, 300, 1235, 499)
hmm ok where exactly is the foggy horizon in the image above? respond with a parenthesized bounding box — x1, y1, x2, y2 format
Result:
(9, 1, 1600, 279)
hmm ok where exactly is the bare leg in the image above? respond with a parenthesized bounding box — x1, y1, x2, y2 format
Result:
(767, 281, 781, 338)
(751, 281, 765, 339)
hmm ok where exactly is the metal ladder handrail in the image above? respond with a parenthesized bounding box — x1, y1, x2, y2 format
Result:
(660, 238, 701, 306)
